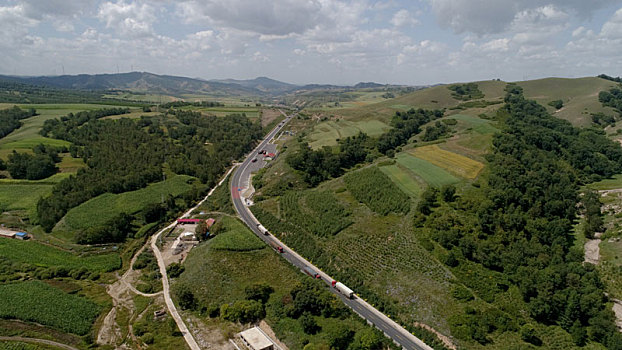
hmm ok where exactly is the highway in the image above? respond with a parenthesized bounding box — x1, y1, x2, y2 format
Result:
(230, 111, 433, 350)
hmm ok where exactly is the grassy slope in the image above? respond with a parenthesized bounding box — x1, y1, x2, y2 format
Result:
(54, 175, 196, 235)
(517, 77, 618, 126)
(0, 238, 121, 272)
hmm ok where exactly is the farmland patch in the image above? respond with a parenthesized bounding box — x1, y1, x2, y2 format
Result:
(409, 145, 484, 179)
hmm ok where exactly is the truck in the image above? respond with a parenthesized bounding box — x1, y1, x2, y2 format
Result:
(269, 241, 284, 253)
(303, 266, 321, 279)
(332, 281, 355, 299)
(256, 223, 269, 235)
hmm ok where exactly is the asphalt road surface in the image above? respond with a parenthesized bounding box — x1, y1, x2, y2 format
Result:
(231, 111, 433, 350)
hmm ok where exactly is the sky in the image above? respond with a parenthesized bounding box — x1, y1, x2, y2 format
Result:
(1, 0, 622, 85)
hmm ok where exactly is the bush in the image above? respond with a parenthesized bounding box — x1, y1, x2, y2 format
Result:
(220, 299, 265, 323)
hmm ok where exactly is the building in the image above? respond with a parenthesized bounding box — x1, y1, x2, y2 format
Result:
(181, 231, 195, 241)
(239, 327, 274, 350)
(0, 231, 16, 239)
(205, 218, 215, 228)
(15, 232, 29, 240)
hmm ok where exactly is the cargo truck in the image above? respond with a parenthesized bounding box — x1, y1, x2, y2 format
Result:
(269, 241, 284, 253)
(304, 266, 321, 279)
(256, 223, 269, 235)
(332, 280, 355, 299)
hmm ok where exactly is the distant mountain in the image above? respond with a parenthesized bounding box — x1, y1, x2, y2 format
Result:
(210, 76, 298, 94)
(0, 72, 264, 97)
(0, 72, 409, 99)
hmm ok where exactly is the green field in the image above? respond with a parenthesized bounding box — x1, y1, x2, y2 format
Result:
(0, 184, 52, 217)
(0, 281, 100, 335)
(308, 119, 389, 148)
(396, 153, 459, 187)
(343, 167, 410, 215)
(379, 164, 422, 197)
(209, 216, 266, 251)
(0, 238, 120, 272)
(449, 114, 499, 135)
(54, 175, 197, 234)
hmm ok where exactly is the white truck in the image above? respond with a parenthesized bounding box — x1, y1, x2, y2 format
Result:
(256, 223, 269, 235)
(332, 281, 355, 299)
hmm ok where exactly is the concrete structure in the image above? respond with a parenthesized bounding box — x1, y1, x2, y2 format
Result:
(239, 327, 274, 350)
(0, 232, 16, 239)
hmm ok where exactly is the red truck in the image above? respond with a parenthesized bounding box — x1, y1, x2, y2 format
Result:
(269, 241, 284, 253)
(304, 266, 321, 279)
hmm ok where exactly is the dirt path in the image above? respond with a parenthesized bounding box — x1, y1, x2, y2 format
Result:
(150, 166, 236, 350)
(0, 336, 79, 350)
(584, 232, 602, 265)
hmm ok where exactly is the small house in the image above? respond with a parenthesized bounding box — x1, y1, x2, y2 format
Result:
(239, 327, 274, 350)
(205, 218, 215, 228)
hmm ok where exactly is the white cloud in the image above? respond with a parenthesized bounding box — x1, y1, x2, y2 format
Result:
(429, 0, 619, 35)
(97, 1, 156, 37)
(391, 9, 419, 27)
(176, 0, 323, 36)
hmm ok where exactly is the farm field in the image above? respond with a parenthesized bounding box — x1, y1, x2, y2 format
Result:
(308, 119, 389, 148)
(209, 216, 266, 251)
(395, 153, 459, 187)
(343, 167, 410, 215)
(409, 145, 485, 179)
(0, 238, 121, 272)
(54, 175, 197, 235)
(0, 281, 100, 335)
(379, 164, 422, 198)
(279, 190, 352, 237)
(0, 183, 52, 217)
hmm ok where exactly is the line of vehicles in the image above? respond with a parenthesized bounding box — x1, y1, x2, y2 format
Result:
(257, 225, 355, 299)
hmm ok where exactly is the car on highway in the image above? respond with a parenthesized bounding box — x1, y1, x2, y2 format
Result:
(251, 158, 257, 162)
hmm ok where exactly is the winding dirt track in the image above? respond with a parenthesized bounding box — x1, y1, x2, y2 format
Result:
(0, 336, 80, 350)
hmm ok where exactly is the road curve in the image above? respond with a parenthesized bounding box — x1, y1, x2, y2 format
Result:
(230, 111, 433, 350)
(151, 165, 236, 350)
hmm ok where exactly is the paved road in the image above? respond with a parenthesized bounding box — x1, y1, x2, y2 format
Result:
(151, 166, 236, 350)
(230, 111, 433, 350)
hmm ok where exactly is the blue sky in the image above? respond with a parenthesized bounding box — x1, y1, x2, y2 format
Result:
(1, 0, 622, 85)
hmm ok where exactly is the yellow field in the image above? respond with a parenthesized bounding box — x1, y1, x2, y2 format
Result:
(409, 145, 484, 179)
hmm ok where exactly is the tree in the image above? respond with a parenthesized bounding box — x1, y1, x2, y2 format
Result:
(299, 312, 320, 334)
(175, 284, 197, 310)
(441, 184, 456, 202)
(325, 323, 354, 350)
(244, 283, 274, 304)
(351, 328, 384, 350)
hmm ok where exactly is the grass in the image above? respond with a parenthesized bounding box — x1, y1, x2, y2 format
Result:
(588, 174, 622, 190)
(54, 175, 197, 234)
(209, 216, 265, 251)
(308, 119, 390, 148)
(379, 164, 422, 198)
(409, 145, 485, 179)
(0, 281, 100, 335)
(396, 153, 459, 187)
(518, 77, 619, 126)
(343, 167, 410, 215)
(0, 238, 121, 272)
(0, 184, 52, 216)
(449, 114, 499, 135)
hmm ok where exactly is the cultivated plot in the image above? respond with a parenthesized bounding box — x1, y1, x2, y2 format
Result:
(395, 153, 459, 187)
(409, 145, 484, 179)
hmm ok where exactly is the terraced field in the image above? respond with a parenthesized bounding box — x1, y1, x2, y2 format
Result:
(308, 119, 389, 148)
(409, 145, 484, 179)
(395, 153, 459, 187)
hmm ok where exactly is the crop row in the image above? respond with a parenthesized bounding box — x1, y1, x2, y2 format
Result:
(344, 167, 410, 215)
(0, 281, 100, 335)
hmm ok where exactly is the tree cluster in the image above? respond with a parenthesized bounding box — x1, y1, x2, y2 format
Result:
(6, 144, 61, 180)
(448, 83, 484, 100)
(598, 74, 622, 83)
(377, 108, 443, 154)
(159, 101, 223, 109)
(36, 108, 262, 241)
(287, 132, 373, 186)
(0, 106, 36, 139)
(599, 87, 622, 114)
(421, 120, 451, 142)
(424, 85, 622, 348)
